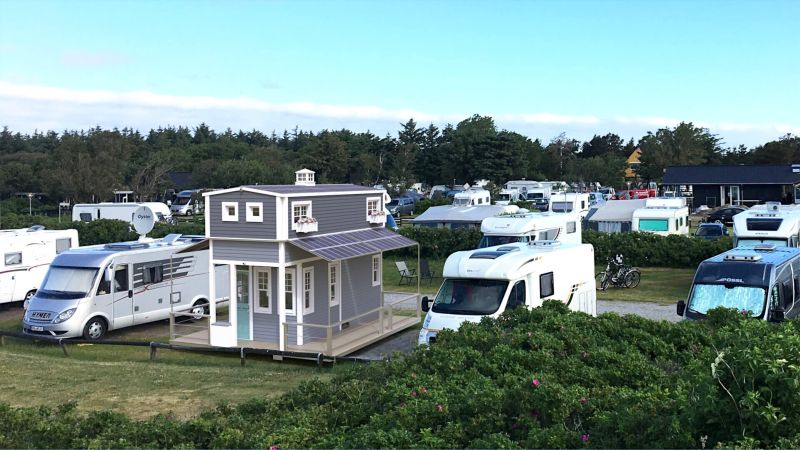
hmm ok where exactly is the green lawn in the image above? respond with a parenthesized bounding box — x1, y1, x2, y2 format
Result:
(595, 267, 695, 305)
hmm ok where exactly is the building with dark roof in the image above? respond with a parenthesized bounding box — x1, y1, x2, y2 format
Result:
(662, 164, 800, 208)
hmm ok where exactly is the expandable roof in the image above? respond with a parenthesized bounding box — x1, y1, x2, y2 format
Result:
(588, 199, 647, 222)
(412, 205, 519, 224)
(663, 165, 800, 185)
(290, 227, 417, 262)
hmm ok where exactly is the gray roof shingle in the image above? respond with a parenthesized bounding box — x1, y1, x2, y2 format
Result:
(663, 165, 800, 185)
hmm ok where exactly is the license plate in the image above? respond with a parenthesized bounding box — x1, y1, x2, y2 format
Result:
(31, 326, 43, 332)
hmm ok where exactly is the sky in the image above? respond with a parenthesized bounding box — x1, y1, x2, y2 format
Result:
(0, 0, 798, 148)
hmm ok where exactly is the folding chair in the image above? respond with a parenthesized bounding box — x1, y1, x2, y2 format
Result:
(395, 261, 418, 285)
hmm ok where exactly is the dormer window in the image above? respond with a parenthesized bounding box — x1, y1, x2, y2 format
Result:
(221, 202, 238, 222)
(246, 202, 263, 223)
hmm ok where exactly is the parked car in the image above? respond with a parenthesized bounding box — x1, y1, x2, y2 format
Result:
(387, 197, 415, 216)
(694, 222, 729, 239)
(705, 206, 747, 225)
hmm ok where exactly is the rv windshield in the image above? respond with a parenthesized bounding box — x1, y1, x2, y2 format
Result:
(687, 283, 766, 317)
(453, 198, 470, 206)
(737, 238, 788, 248)
(527, 193, 544, 200)
(478, 236, 529, 248)
(38, 266, 99, 299)
(551, 201, 573, 212)
(498, 193, 511, 201)
(173, 197, 191, 205)
(432, 278, 509, 315)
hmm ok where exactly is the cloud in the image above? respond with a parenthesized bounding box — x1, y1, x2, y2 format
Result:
(59, 51, 132, 66)
(0, 81, 795, 147)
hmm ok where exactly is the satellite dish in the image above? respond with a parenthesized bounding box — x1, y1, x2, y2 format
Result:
(132, 205, 155, 236)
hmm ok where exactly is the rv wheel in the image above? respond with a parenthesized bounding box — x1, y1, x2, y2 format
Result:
(23, 290, 36, 307)
(190, 300, 209, 321)
(83, 317, 107, 340)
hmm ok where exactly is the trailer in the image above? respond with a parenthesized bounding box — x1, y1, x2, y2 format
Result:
(0, 227, 79, 305)
(631, 198, 690, 236)
(479, 211, 582, 248)
(72, 202, 173, 224)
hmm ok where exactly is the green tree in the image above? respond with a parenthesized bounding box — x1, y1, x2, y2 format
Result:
(637, 122, 722, 182)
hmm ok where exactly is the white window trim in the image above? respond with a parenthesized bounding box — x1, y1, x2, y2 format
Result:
(254, 268, 272, 314)
(366, 196, 382, 220)
(372, 254, 381, 287)
(302, 267, 315, 314)
(221, 201, 239, 222)
(329, 262, 340, 307)
(291, 201, 312, 230)
(284, 268, 296, 316)
(246, 202, 264, 223)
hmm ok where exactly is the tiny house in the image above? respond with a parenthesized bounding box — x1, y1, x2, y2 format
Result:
(631, 198, 690, 236)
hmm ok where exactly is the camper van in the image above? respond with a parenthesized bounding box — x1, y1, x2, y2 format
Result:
(22, 234, 227, 340)
(0, 227, 79, 305)
(170, 189, 204, 216)
(72, 202, 174, 224)
(631, 198, 690, 236)
(733, 202, 800, 248)
(677, 245, 800, 321)
(495, 188, 521, 206)
(418, 241, 596, 345)
(549, 193, 591, 218)
(479, 211, 582, 248)
(452, 188, 491, 206)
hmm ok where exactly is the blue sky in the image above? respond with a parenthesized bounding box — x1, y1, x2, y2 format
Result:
(0, 0, 798, 147)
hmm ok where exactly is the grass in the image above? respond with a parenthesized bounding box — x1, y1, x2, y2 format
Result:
(382, 258, 443, 296)
(595, 267, 695, 305)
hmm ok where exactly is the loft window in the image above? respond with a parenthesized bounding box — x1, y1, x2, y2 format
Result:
(221, 202, 238, 222)
(291, 201, 312, 230)
(246, 202, 263, 223)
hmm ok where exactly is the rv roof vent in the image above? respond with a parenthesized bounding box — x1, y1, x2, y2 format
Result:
(470, 251, 507, 260)
(529, 240, 562, 248)
(723, 253, 762, 262)
(162, 233, 183, 245)
(496, 246, 520, 253)
(27, 225, 46, 232)
(754, 244, 777, 252)
(766, 202, 781, 212)
(104, 242, 150, 250)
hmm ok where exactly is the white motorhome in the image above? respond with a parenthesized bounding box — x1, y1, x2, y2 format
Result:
(479, 211, 582, 248)
(452, 188, 491, 206)
(418, 241, 596, 345)
(1, 227, 79, 305)
(495, 188, 521, 206)
(733, 202, 800, 248)
(22, 234, 228, 340)
(549, 193, 591, 218)
(631, 198, 690, 236)
(170, 190, 204, 216)
(72, 202, 173, 224)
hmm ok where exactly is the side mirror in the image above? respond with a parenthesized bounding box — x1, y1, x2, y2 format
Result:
(769, 308, 785, 322)
(676, 300, 686, 316)
(421, 296, 430, 312)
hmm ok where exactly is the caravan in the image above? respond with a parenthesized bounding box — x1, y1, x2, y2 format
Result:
(1, 227, 79, 305)
(733, 202, 800, 248)
(418, 241, 596, 345)
(677, 245, 800, 321)
(549, 193, 591, 218)
(631, 198, 690, 236)
(72, 202, 174, 224)
(495, 188, 521, 206)
(22, 234, 228, 340)
(479, 211, 582, 248)
(452, 188, 491, 206)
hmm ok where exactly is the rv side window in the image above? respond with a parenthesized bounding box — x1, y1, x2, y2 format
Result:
(4, 252, 22, 266)
(142, 265, 164, 284)
(540, 272, 554, 298)
(567, 222, 576, 234)
(114, 265, 129, 292)
(506, 281, 526, 310)
(56, 238, 72, 254)
(79, 213, 92, 222)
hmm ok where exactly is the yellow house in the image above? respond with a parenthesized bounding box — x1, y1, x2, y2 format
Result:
(625, 148, 641, 179)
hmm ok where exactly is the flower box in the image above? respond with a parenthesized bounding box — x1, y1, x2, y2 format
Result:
(295, 217, 318, 233)
(368, 210, 387, 225)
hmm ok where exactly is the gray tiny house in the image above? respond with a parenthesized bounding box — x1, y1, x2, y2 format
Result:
(174, 169, 420, 356)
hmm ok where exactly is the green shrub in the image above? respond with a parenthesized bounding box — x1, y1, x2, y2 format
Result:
(395, 226, 482, 259)
(583, 229, 733, 268)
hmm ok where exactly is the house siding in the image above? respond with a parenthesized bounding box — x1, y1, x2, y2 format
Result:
(209, 191, 277, 239)
(213, 241, 279, 263)
(298, 259, 329, 341)
(339, 254, 381, 328)
(287, 194, 381, 239)
(286, 244, 316, 262)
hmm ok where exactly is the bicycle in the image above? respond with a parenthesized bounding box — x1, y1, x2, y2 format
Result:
(595, 256, 641, 291)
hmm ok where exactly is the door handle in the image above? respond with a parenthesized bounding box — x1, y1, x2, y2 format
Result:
(128, 290, 133, 298)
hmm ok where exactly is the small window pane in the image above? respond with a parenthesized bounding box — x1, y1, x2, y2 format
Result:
(252, 206, 260, 217)
(567, 222, 576, 233)
(540, 272, 554, 298)
(56, 238, 72, 254)
(4, 253, 22, 266)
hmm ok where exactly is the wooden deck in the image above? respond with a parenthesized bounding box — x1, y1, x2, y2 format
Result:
(171, 314, 419, 357)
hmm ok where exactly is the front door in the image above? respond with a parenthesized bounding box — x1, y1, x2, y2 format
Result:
(236, 266, 251, 340)
(111, 263, 133, 329)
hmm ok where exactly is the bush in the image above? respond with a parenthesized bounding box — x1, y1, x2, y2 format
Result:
(395, 226, 482, 259)
(413, 197, 452, 215)
(583, 229, 733, 268)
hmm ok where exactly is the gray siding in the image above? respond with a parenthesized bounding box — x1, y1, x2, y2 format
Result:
(252, 312, 279, 343)
(297, 260, 330, 341)
(286, 244, 316, 262)
(209, 191, 277, 239)
(287, 194, 382, 239)
(339, 254, 381, 328)
(213, 241, 279, 263)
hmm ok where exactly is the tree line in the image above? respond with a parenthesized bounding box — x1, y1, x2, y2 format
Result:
(1, 116, 798, 203)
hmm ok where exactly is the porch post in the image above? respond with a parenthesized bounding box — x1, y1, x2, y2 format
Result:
(208, 241, 216, 324)
(297, 264, 304, 346)
(228, 263, 237, 336)
(278, 243, 286, 351)
(416, 243, 421, 319)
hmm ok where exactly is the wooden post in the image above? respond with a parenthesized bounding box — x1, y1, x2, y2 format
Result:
(169, 313, 175, 340)
(326, 327, 333, 355)
(149, 343, 157, 361)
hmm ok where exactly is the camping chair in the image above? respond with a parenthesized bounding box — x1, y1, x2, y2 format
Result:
(419, 259, 436, 285)
(395, 261, 418, 285)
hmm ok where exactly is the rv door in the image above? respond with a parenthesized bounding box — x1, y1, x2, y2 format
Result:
(111, 263, 133, 329)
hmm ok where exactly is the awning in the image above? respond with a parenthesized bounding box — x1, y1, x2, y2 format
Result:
(290, 227, 418, 262)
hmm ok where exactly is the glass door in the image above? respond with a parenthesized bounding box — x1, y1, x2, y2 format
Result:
(727, 186, 741, 205)
(236, 266, 250, 340)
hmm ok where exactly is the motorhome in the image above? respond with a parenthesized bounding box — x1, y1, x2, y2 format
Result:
(677, 245, 800, 321)
(72, 202, 174, 224)
(549, 193, 591, 218)
(525, 186, 553, 212)
(733, 202, 800, 248)
(22, 234, 228, 340)
(479, 211, 582, 248)
(631, 198, 690, 236)
(495, 188, 521, 206)
(418, 241, 596, 345)
(452, 188, 491, 206)
(170, 189, 204, 216)
(1, 227, 79, 305)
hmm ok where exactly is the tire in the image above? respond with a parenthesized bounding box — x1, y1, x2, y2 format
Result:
(190, 300, 209, 321)
(595, 272, 609, 291)
(82, 317, 107, 340)
(714, 219, 723, 224)
(624, 270, 641, 289)
(186, 210, 193, 216)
